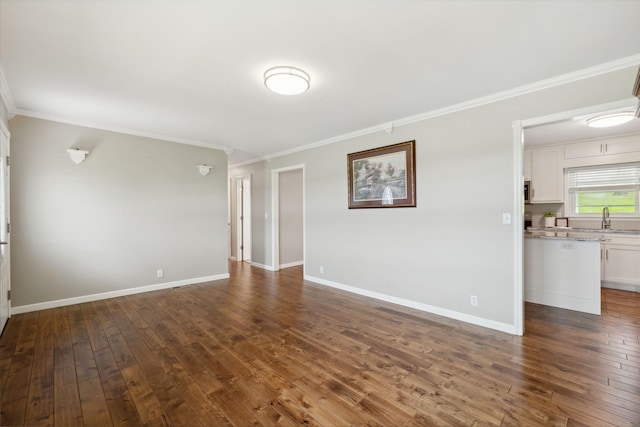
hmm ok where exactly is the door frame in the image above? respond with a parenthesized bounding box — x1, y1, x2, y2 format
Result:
(271, 164, 305, 271)
(0, 121, 11, 333)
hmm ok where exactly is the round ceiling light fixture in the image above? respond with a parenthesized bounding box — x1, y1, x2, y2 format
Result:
(264, 66, 310, 95)
(586, 111, 634, 128)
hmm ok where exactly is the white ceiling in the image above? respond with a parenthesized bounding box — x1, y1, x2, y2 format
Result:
(525, 107, 640, 146)
(2, 1, 640, 164)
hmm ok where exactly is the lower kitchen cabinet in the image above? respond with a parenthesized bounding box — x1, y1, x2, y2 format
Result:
(525, 237, 601, 314)
(602, 235, 640, 291)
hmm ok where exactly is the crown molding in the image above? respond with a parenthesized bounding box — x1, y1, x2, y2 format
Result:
(14, 108, 229, 152)
(0, 66, 17, 117)
(229, 53, 640, 168)
(520, 98, 637, 128)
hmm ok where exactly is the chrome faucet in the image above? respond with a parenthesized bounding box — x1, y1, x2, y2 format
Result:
(602, 206, 611, 229)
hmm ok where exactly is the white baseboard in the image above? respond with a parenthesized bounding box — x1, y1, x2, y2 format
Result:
(251, 262, 276, 271)
(602, 281, 640, 293)
(304, 275, 518, 335)
(280, 261, 303, 269)
(229, 256, 237, 261)
(11, 273, 230, 315)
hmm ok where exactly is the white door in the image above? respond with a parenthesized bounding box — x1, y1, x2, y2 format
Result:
(0, 123, 10, 332)
(242, 178, 251, 261)
(236, 178, 252, 262)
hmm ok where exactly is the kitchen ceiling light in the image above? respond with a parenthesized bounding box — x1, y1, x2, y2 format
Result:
(586, 111, 634, 128)
(264, 66, 310, 95)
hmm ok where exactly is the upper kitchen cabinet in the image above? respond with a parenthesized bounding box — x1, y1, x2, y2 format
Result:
(526, 146, 563, 203)
(564, 133, 640, 167)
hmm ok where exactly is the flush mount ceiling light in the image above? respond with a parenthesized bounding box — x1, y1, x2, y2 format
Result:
(586, 111, 634, 128)
(264, 66, 310, 95)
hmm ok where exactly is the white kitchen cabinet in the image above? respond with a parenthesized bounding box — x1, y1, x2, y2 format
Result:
(602, 235, 640, 288)
(523, 149, 531, 181)
(529, 146, 563, 203)
(524, 237, 601, 315)
(565, 134, 640, 160)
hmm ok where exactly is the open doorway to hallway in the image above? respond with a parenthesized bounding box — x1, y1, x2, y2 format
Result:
(272, 165, 304, 271)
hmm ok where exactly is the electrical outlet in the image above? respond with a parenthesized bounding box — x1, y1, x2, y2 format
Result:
(470, 295, 478, 307)
(156, 269, 164, 278)
(319, 266, 324, 274)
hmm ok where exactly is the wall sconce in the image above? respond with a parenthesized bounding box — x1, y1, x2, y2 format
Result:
(198, 164, 213, 176)
(67, 148, 89, 164)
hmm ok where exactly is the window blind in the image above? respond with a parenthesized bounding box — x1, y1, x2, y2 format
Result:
(567, 163, 640, 193)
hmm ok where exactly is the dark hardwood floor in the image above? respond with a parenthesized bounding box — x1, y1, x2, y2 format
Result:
(1, 262, 639, 426)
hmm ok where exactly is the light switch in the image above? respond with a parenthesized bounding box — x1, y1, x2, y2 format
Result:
(502, 213, 511, 225)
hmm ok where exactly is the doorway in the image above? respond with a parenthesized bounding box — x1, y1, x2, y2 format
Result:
(516, 98, 638, 334)
(0, 122, 10, 333)
(271, 165, 304, 271)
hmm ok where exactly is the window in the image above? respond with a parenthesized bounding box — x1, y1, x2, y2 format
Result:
(567, 163, 640, 217)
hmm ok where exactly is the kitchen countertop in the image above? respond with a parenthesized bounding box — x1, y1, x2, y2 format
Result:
(524, 229, 603, 241)
(524, 227, 640, 241)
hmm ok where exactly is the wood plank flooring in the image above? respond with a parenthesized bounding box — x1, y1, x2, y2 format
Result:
(1, 262, 639, 426)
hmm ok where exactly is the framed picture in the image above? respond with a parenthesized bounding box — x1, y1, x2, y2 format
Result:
(347, 140, 416, 208)
(555, 217, 569, 227)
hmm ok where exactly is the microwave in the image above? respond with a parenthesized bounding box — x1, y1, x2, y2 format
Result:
(524, 180, 531, 204)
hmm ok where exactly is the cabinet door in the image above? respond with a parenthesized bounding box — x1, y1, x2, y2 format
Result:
(604, 244, 640, 285)
(604, 137, 640, 156)
(523, 149, 532, 181)
(531, 147, 563, 203)
(564, 140, 603, 159)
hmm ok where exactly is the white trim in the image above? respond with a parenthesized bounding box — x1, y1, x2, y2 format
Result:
(10, 273, 229, 315)
(0, 66, 16, 116)
(14, 108, 229, 152)
(305, 275, 517, 335)
(522, 98, 638, 128)
(251, 261, 276, 271)
(229, 256, 238, 261)
(229, 55, 640, 168)
(0, 121, 9, 139)
(236, 178, 244, 261)
(512, 120, 524, 336)
(280, 261, 303, 269)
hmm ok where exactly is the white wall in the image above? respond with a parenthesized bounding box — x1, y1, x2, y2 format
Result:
(10, 116, 229, 308)
(279, 168, 303, 267)
(230, 66, 638, 332)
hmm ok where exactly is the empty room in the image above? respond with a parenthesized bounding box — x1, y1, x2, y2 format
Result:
(1, 1, 640, 425)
